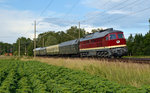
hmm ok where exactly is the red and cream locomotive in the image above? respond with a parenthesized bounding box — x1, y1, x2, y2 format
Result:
(79, 28, 127, 58)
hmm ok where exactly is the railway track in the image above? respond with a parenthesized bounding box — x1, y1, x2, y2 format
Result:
(39, 56, 150, 64)
(99, 58, 150, 64)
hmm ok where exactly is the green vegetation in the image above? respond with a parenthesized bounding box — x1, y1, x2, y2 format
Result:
(0, 59, 149, 92)
(37, 26, 86, 47)
(35, 57, 150, 88)
(0, 58, 147, 92)
(127, 31, 150, 56)
(0, 37, 33, 56)
(0, 42, 12, 55)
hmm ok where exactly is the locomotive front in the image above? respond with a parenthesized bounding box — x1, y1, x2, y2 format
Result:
(105, 31, 127, 58)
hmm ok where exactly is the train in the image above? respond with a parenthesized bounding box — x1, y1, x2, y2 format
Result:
(33, 28, 127, 58)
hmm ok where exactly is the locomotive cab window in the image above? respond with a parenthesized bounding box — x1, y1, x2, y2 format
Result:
(118, 33, 124, 39)
(110, 34, 116, 40)
(106, 36, 108, 41)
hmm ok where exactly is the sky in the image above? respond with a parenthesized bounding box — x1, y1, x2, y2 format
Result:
(0, 0, 150, 43)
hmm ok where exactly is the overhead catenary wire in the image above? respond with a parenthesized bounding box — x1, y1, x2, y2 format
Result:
(22, 0, 54, 41)
(36, 0, 79, 37)
(37, 0, 54, 25)
(38, 0, 80, 39)
(102, 5, 150, 25)
(102, 0, 145, 22)
(17, 0, 54, 55)
(63, 0, 79, 19)
(80, 0, 129, 23)
(53, 0, 80, 28)
(39, 0, 54, 17)
(81, 0, 143, 24)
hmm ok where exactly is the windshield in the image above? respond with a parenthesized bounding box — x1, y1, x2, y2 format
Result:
(118, 33, 124, 39)
(110, 34, 116, 40)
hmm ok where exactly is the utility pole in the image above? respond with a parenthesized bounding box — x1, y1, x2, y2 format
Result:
(79, 22, 80, 40)
(149, 19, 150, 31)
(25, 45, 26, 56)
(34, 20, 36, 58)
(18, 39, 20, 57)
(43, 38, 44, 47)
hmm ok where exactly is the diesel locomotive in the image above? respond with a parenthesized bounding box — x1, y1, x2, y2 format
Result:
(33, 28, 127, 58)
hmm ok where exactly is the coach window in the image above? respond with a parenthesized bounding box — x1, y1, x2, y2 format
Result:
(87, 40, 89, 44)
(110, 34, 116, 40)
(91, 40, 94, 42)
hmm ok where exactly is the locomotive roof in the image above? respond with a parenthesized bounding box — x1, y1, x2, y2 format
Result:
(59, 39, 79, 46)
(80, 28, 123, 42)
(40, 47, 46, 50)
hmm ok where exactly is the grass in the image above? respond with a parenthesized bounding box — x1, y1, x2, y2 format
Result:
(124, 56, 150, 58)
(28, 57, 150, 88)
(1, 56, 150, 88)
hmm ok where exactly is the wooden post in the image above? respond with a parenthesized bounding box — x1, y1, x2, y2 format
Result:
(34, 20, 36, 58)
(43, 38, 44, 47)
(18, 39, 20, 57)
(79, 22, 80, 40)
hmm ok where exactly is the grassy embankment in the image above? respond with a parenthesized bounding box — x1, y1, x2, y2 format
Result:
(30, 57, 150, 88)
(1, 56, 150, 88)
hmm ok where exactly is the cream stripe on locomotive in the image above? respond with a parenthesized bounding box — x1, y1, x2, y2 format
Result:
(80, 44, 126, 51)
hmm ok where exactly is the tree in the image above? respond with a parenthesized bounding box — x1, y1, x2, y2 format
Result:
(143, 31, 150, 55)
(36, 26, 86, 47)
(126, 32, 150, 56)
(66, 26, 86, 40)
(91, 28, 103, 33)
(133, 34, 144, 55)
(0, 42, 12, 55)
(126, 34, 134, 56)
(13, 37, 33, 56)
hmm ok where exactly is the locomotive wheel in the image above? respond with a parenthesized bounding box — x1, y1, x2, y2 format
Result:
(96, 52, 101, 57)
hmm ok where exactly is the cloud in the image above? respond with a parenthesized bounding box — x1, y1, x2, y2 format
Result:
(42, 17, 77, 26)
(80, 0, 150, 35)
(37, 21, 70, 32)
(0, 8, 80, 43)
(0, 9, 34, 43)
(107, 10, 130, 15)
(0, 8, 81, 43)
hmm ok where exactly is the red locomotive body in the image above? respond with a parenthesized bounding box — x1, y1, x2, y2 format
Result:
(79, 28, 127, 58)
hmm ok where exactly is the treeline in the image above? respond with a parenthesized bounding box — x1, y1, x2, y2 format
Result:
(37, 26, 86, 47)
(0, 42, 12, 55)
(0, 37, 33, 56)
(126, 31, 150, 56)
(0, 26, 86, 56)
